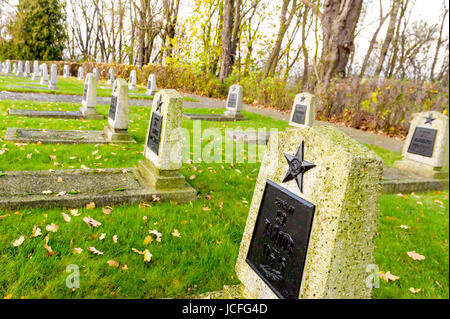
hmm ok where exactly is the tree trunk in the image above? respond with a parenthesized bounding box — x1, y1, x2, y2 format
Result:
(219, 0, 235, 82)
(374, 0, 400, 77)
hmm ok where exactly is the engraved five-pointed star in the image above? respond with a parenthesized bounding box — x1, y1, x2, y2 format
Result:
(283, 141, 316, 193)
(299, 96, 306, 102)
(156, 95, 163, 113)
(424, 114, 435, 125)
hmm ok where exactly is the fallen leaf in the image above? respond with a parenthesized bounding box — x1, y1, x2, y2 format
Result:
(379, 271, 400, 282)
(107, 260, 119, 268)
(400, 225, 409, 229)
(416, 201, 423, 206)
(112, 235, 118, 243)
(42, 190, 53, 195)
(102, 206, 113, 215)
(57, 177, 63, 183)
(31, 226, 42, 238)
(46, 223, 59, 233)
(87, 247, 103, 255)
(407, 251, 425, 261)
(171, 229, 181, 238)
(86, 202, 96, 210)
(43, 235, 55, 256)
(83, 216, 102, 228)
(435, 199, 444, 205)
(69, 209, 80, 216)
(12, 236, 25, 247)
(144, 235, 154, 245)
(3, 294, 12, 299)
(56, 191, 67, 197)
(99, 233, 106, 241)
(143, 250, 152, 262)
(121, 264, 128, 271)
(62, 213, 71, 223)
(149, 230, 162, 242)
(73, 247, 83, 254)
(409, 287, 422, 294)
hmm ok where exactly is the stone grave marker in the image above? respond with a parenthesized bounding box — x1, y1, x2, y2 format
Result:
(93, 67, 99, 81)
(0, 61, 3, 74)
(5, 60, 12, 75)
(225, 124, 382, 299)
(107, 68, 115, 85)
(32, 61, 40, 80)
(48, 64, 59, 89)
(103, 78, 135, 142)
(138, 89, 196, 199)
(77, 73, 103, 119)
(146, 74, 157, 95)
(40, 63, 49, 85)
(184, 84, 246, 121)
(394, 111, 449, 179)
(289, 93, 316, 128)
(12, 62, 17, 74)
(77, 66, 84, 80)
(24, 61, 31, 77)
(129, 70, 137, 91)
(16, 61, 23, 77)
(63, 65, 70, 78)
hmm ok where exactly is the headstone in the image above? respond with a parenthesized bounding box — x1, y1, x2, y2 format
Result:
(16, 61, 23, 77)
(146, 74, 157, 95)
(289, 93, 316, 127)
(48, 64, 59, 89)
(32, 61, 40, 80)
(394, 111, 449, 179)
(12, 62, 17, 74)
(40, 63, 49, 85)
(63, 65, 70, 78)
(224, 84, 244, 118)
(5, 60, 12, 75)
(92, 68, 99, 81)
(128, 70, 137, 91)
(0, 62, 3, 74)
(138, 89, 196, 199)
(103, 78, 134, 142)
(107, 68, 115, 85)
(231, 125, 382, 299)
(79, 73, 99, 117)
(24, 61, 31, 77)
(77, 66, 84, 80)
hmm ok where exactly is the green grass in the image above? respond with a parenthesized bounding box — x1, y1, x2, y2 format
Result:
(364, 144, 402, 167)
(0, 75, 199, 102)
(0, 99, 448, 299)
(374, 191, 449, 299)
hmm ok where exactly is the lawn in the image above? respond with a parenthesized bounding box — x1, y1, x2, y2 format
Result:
(0, 75, 198, 102)
(0, 98, 448, 299)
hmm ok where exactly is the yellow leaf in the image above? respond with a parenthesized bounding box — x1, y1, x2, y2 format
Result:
(30, 226, 42, 238)
(407, 251, 425, 261)
(73, 247, 83, 254)
(62, 213, 71, 223)
(46, 223, 59, 233)
(144, 235, 154, 245)
(86, 202, 96, 210)
(171, 229, 181, 238)
(44, 235, 56, 256)
(12, 236, 25, 247)
(102, 206, 113, 215)
(107, 260, 119, 268)
(379, 271, 400, 282)
(4, 294, 12, 299)
(409, 287, 421, 294)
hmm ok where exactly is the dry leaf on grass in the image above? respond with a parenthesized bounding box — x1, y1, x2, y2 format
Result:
(379, 271, 400, 282)
(99, 233, 106, 241)
(73, 247, 83, 254)
(102, 206, 113, 215)
(407, 251, 425, 261)
(86, 202, 96, 210)
(171, 229, 181, 238)
(131, 248, 152, 262)
(112, 235, 118, 243)
(69, 209, 80, 216)
(12, 236, 25, 247)
(143, 235, 153, 245)
(83, 216, 102, 228)
(149, 230, 162, 242)
(46, 223, 59, 233)
(30, 226, 42, 238)
(400, 225, 409, 229)
(44, 235, 56, 256)
(87, 247, 103, 255)
(409, 287, 422, 294)
(107, 260, 119, 268)
(62, 213, 71, 223)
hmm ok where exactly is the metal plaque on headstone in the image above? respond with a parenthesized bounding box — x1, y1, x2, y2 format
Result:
(82, 82, 88, 101)
(246, 180, 315, 299)
(292, 104, 307, 125)
(147, 112, 163, 155)
(407, 127, 437, 158)
(109, 94, 118, 121)
(227, 93, 237, 109)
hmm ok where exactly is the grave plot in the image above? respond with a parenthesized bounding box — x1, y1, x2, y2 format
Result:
(0, 89, 196, 210)
(8, 73, 104, 120)
(184, 84, 246, 121)
(5, 79, 136, 144)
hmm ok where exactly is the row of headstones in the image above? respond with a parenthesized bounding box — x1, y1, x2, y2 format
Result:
(1, 60, 157, 96)
(77, 67, 157, 95)
(0, 60, 60, 89)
